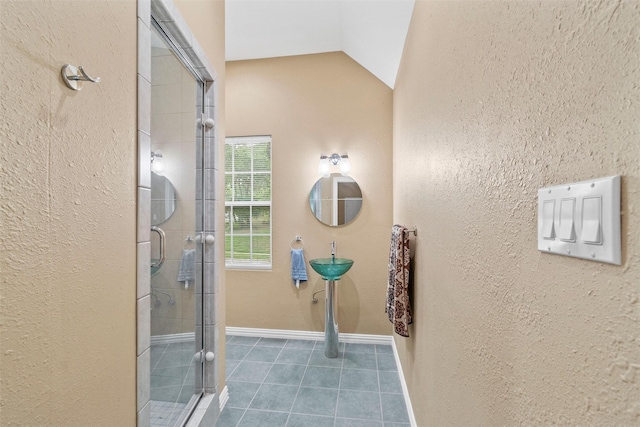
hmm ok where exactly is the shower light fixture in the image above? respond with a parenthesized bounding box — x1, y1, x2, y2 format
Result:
(151, 151, 164, 174)
(319, 153, 351, 177)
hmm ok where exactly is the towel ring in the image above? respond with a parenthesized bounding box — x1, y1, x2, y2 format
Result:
(290, 236, 303, 249)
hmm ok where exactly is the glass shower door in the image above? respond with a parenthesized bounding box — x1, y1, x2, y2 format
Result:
(148, 24, 204, 425)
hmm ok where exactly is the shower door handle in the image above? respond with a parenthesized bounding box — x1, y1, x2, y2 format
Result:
(150, 226, 166, 268)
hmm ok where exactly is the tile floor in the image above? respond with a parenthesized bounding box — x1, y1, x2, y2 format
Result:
(218, 336, 410, 427)
(150, 400, 188, 426)
(150, 342, 198, 426)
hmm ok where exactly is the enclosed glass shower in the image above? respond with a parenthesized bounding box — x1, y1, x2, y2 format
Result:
(148, 24, 205, 425)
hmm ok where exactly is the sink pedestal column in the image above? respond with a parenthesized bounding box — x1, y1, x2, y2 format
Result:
(324, 279, 339, 358)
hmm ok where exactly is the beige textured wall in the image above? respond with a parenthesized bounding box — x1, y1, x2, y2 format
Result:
(393, 1, 640, 426)
(173, 0, 227, 393)
(226, 53, 393, 335)
(0, 1, 137, 425)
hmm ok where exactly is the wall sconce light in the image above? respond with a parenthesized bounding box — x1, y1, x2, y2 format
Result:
(151, 151, 164, 174)
(319, 153, 351, 177)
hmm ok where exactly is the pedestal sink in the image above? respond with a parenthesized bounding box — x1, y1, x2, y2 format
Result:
(309, 258, 354, 358)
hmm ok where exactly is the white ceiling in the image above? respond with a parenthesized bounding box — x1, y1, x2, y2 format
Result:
(225, 0, 415, 88)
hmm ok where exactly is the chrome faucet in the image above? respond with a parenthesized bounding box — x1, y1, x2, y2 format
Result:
(330, 241, 336, 261)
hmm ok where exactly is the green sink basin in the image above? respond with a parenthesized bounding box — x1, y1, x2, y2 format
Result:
(309, 258, 354, 280)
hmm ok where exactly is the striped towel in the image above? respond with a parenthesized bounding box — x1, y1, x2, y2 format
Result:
(386, 225, 413, 337)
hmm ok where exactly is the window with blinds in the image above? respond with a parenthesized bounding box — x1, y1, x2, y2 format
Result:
(224, 136, 272, 268)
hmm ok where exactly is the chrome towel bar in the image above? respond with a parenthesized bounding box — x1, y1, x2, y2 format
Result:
(404, 227, 417, 236)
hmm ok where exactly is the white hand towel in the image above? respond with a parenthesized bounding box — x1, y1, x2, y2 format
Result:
(177, 249, 196, 289)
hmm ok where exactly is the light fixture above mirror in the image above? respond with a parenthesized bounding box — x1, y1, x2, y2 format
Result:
(319, 153, 351, 177)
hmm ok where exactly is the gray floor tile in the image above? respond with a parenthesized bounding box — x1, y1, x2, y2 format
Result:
(249, 384, 298, 412)
(291, 387, 338, 416)
(340, 368, 379, 391)
(343, 352, 377, 370)
(154, 350, 192, 369)
(336, 418, 383, 427)
(276, 348, 312, 365)
(150, 345, 167, 369)
(164, 346, 195, 358)
(376, 353, 397, 371)
(245, 346, 282, 363)
(227, 344, 253, 361)
(149, 342, 195, 422)
(312, 341, 345, 353)
(231, 336, 260, 346)
(220, 335, 411, 427)
(309, 349, 343, 367)
(286, 413, 335, 427)
(151, 373, 184, 389)
(217, 406, 244, 427)
(178, 386, 197, 404)
(264, 363, 306, 386)
(228, 361, 273, 383)
(151, 344, 168, 353)
(149, 400, 187, 426)
(381, 393, 409, 423)
(257, 337, 287, 348)
(225, 335, 236, 344)
(226, 381, 261, 409)
(375, 344, 394, 354)
(336, 389, 382, 421)
(150, 385, 181, 402)
(238, 409, 289, 427)
(345, 343, 376, 353)
(185, 364, 195, 382)
(226, 359, 240, 377)
(302, 366, 340, 388)
(151, 364, 190, 380)
(284, 339, 317, 350)
(166, 342, 195, 352)
(378, 371, 402, 393)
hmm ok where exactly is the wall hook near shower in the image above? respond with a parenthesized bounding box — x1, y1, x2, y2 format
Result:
(61, 64, 101, 91)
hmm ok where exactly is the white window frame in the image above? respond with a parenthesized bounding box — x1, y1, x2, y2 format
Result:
(225, 135, 272, 269)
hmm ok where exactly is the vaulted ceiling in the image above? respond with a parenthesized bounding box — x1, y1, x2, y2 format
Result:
(225, 0, 415, 88)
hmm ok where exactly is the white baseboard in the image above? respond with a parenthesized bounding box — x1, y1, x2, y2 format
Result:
(391, 337, 418, 427)
(150, 332, 194, 345)
(218, 385, 229, 411)
(225, 326, 393, 345)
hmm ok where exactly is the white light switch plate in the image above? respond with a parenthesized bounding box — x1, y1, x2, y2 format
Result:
(537, 176, 621, 265)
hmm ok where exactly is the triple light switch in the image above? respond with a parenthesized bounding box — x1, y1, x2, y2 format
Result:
(537, 176, 620, 265)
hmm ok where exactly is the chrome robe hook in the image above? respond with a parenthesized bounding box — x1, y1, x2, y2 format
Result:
(61, 64, 101, 91)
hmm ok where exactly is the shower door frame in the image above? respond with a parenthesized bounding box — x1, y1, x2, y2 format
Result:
(136, 0, 221, 425)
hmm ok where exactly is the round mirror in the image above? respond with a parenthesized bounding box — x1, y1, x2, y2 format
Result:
(151, 172, 176, 225)
(309, 173, 363, 226)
